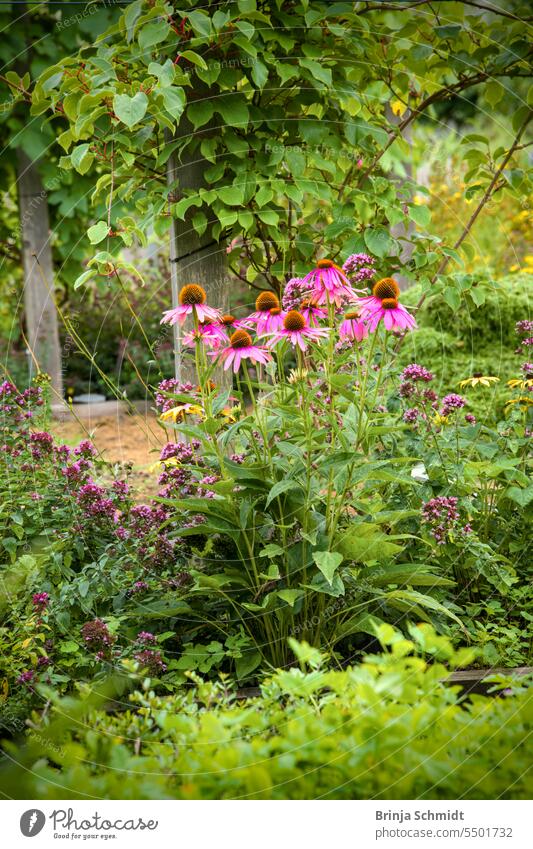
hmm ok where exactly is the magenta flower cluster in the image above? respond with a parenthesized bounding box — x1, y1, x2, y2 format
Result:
(81, 619, 115, 659)
(342, 253, 375, 284)
(421, 496, 472, 545)
(32, 592, 50, 611)
(398, 363, 438, 426)
(155, 379, 196, 413)
(440, 393, 467, 417)
(134, 649, 167, 675)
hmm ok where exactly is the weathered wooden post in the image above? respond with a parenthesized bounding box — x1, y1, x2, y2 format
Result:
(16, 150, 64, 400)
(166, 117, 229, 385)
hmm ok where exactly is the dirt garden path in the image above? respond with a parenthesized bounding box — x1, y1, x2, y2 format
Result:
(51, 412, 169, 499)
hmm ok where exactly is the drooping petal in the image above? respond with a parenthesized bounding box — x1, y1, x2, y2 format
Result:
(384, 310, 394, 330)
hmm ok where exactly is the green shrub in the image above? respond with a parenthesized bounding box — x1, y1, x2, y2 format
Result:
(1, 626, 530, 800)
(399, 273, 531, 419)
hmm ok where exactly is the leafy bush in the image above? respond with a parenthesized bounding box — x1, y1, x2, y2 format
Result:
(399, 273, 531, 420)
(1, 625, 531, 800)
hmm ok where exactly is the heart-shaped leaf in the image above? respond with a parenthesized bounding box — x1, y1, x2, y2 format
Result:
(113, 92, 148, 128)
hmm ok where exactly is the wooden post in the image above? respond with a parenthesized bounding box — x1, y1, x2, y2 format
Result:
(16, 150, 63, 399)
(166, 118, 229, 385)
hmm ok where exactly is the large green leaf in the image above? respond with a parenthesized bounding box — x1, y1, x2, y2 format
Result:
(312, 550, 343, 584)
(113, 92, 148, 128)
(336, 524, 403, 563)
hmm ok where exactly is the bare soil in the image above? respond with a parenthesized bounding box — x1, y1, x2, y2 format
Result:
(51, 412, 169, 499)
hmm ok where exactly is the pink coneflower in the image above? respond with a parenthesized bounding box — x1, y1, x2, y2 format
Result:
(245, 292, 285, 335)
(183, 322, 222, 349)
(300, 297, 328, 326)
(217, 314, 248, 335)
(266, 310, 329, 351)
(303, 259, 358, 307)
(212, 329, 272, 373)
(339, 310, 368, 342)
(161, 284, 221, 326)
(359, 278, 416, 332)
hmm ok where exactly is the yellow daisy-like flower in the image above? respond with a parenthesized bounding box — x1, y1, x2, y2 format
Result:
(221, 406, 240, 423)
(433, 413, 449, 427)
(160, 403, 205, 423)
(505, 396, 533, 410)
(459, 375, 500, 389)
(148, 456, 182, 473)
(507, 378, 533, 390)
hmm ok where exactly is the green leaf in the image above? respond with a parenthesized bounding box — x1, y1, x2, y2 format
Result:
(251, 59, 268, 89)
(235, 649, 261, 680)
(188, 100, 214, 129)
(312, 550, 343, 584)
(443, 287, 461, 311)
(87, 221, 109, 245)
(336, 523, 402, 564)
(435, 24, 461, 38)
(277, 589, 304, 608)
(138, 19, 170, 51)
(300, 58, 332, 87)
(148, 60, 175, 87)
(257, 209, 279, 226)
(187, 10, 212, 37)
(179, 50, 208, 70)
(266, 479, 301, 506)
(217, 96, 249, 127)
(504, 486, 533, 508)
(410, 204, 431, 228)
(73, 269, 95, 290)
(113, 92, 148, 128)
(255, 185, 274, 207)
(161, 87, 186, 121)
(71, 143, 91, 172)
(364, 227, 392, 259)
(60, 641, 79, 654)
(218, 185, 245, 205)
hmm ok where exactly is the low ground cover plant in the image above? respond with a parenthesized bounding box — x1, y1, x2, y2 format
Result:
(1, 625, 530, 800)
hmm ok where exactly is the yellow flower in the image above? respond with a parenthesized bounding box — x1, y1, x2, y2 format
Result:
(507, 378, 533, 390)
(160, 403, 204, 423)
(221, 406, 240, 423)
(509, 264, 520, 272)
(390, 99, 406, 117)
(459, 375, 500, 389)
(524, 255, 533, 264)
(505, 396, 533, 410)
(433, 413, 449, 427)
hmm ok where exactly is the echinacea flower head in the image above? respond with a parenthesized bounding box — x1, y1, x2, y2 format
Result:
(266, 310, 330, 351)
(359, 278, 416, 332)
(218, 314, 247, 334)
(303, 258, 358, 307)
(459, 374, 500, 389)
(161, 284, 221, 326)
(212, 329, 272, 373)
(339, 310, 368, 342)
(183, 322, 222, 349)
(245, 291, 285, 334)
(300, 297, 328, 326)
